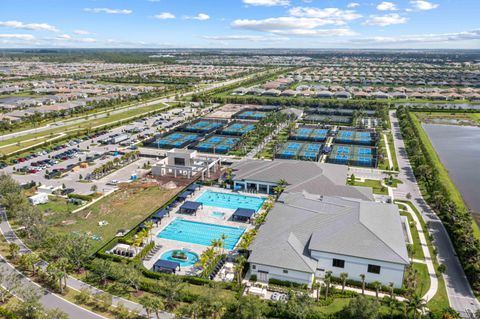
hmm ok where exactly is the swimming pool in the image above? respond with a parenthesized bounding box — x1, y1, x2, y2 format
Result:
(196, 191, 265, 212)
(160, 249, 198, 267)
(158, 219, 245, 250)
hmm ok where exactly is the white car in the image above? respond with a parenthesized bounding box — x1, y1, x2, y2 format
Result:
(107, 180, 119, 186)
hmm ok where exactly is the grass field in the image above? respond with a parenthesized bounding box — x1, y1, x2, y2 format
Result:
(45, 184, 181, 253)
(348, 178, 388, 195)
(410, 113, 480, 239)
(412, 262, 430, 297)
(0, 102, 171, 156)
(415, 112, 480, 126)
(400, 211, 425, 260)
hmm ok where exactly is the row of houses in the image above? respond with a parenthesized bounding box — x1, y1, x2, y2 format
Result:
(233, 86, 480, 101)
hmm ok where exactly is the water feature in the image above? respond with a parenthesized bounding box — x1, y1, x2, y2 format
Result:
(422, 123, 480, 223)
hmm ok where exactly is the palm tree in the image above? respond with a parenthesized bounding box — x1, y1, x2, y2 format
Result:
(372, 281, 382, 300)
(234, 256, 246, 285)
(23, 252, 40, 276)
(139, 296, 154, 318)
(219, 234, 228, 255)
(360, 274, 366, 295)
(9, 243, 20, 261)
(383, 296, 404, 319)
(388, 282, 395, 299)
(150, 297, 165, 319)
(340, 272, 348, 293)
(406, 294, 426, 319)
(324, 271, 332, 299)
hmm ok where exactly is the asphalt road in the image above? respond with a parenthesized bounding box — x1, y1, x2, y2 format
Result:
(389, 110, 480, 317)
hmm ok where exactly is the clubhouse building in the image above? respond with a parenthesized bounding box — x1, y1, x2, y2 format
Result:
(231, 160, 409, 288)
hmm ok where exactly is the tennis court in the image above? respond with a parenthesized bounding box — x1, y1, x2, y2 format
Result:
(193, 135, 240, 154)
(182, 119, 226, 133)
(327, 144, 377, 167)
(290, 126, 329, 142)
(335, 130, 375, 145)
(275, 141, 322, 161)
(234, 110, 269, 120)
(221, 122, 256, 136)
(304, 114, 352, 125)
(147, 132, 201, 149)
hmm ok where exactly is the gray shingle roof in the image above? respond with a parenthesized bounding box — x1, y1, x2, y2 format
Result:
(248, 192, 409, 273)
(231, 159, 373, 201)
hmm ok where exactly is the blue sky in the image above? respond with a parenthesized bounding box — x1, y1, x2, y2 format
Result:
(0, 0, 479, 48)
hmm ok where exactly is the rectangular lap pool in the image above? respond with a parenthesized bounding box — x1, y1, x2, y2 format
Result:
(196, 190, 265, 212)
(158, 219, 245, 250)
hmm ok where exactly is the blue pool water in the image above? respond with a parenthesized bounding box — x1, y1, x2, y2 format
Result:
(196, 191, 265, 212)
(160, 250, 199, 267)
(158, 219, 245, 250)
(209, 211, 225, 219)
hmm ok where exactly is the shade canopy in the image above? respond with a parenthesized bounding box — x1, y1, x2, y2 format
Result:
(232, 208, 255, 220)
(178, 190, 193, 200)
(187, 183, 201, 191)
(179, 201, 203, 214)
(152, 209, 169, 221)
(153, 259, 180, 273)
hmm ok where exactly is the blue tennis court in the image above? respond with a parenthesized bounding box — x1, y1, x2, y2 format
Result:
(221, 122, 256, 136)
(275, 141, 323, 161)
(327, 144, 376, 167)
(336, 130, 375, 146)
(290, 126, 329, 142)
(194, 135, 240, 154)
(234, 110, 268, 120)
(148, 132, 201, 149)
(182, 120, 225, 133)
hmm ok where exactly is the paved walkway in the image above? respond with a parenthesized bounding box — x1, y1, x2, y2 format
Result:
(0, 206, 173, 319)
(383, 132, 394, 170)
(397, 202, 438, 302)
(389, 110, 480, 317)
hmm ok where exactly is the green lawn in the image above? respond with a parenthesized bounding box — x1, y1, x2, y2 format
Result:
(410, 113, 480, 239)
(348, 179, 388, 195)
(0, 102, 172, 157)
(45, 184, 182, 253)
(386, 132, 399, 171)
(396, 200, 450, 312)
(38, 196, 83, 215)
(400, 211, 425, 260)
(411, 262, 430, 297)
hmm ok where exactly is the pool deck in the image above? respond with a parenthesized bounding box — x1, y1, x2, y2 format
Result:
(143, 186, 268, 275)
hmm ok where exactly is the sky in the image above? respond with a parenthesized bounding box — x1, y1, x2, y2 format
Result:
(0, 0, 479, 49)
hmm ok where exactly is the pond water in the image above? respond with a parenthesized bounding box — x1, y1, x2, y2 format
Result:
(422, 123, 480, 223)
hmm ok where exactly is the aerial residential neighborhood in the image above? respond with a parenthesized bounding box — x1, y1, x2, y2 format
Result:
(0, 1, 480, 319)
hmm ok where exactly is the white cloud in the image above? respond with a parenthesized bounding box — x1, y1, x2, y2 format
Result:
(73, 29, 91, 35)
(192, 13, 210, 21)
(364, 13, 407, 26)
(56, 34, 71, 40)
(350, 29, 480, 44)
(242, 0, 290, 7)
(288, 7, 362, 22)
(376, 2, 397, 11)
(203, 35, 287, 42)
(347, 2, 360, 8)
(410, 0, 439, 10)
(0, 34, 35, 40)
(154, 12, 176, 20)
(84, 8, 132, 15)
(232, 17, 355, 37)
(76, 37, 97, 43)
(0, 21, 59, 32)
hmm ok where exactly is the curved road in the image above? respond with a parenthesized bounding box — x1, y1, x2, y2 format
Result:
(389, 110, 480, 318)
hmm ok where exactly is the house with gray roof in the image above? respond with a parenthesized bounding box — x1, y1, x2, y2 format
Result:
(249, 192, 409, 288)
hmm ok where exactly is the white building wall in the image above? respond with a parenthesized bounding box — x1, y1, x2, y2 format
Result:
(310, 250, 406, 288)
(249, 263, 314, 286)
